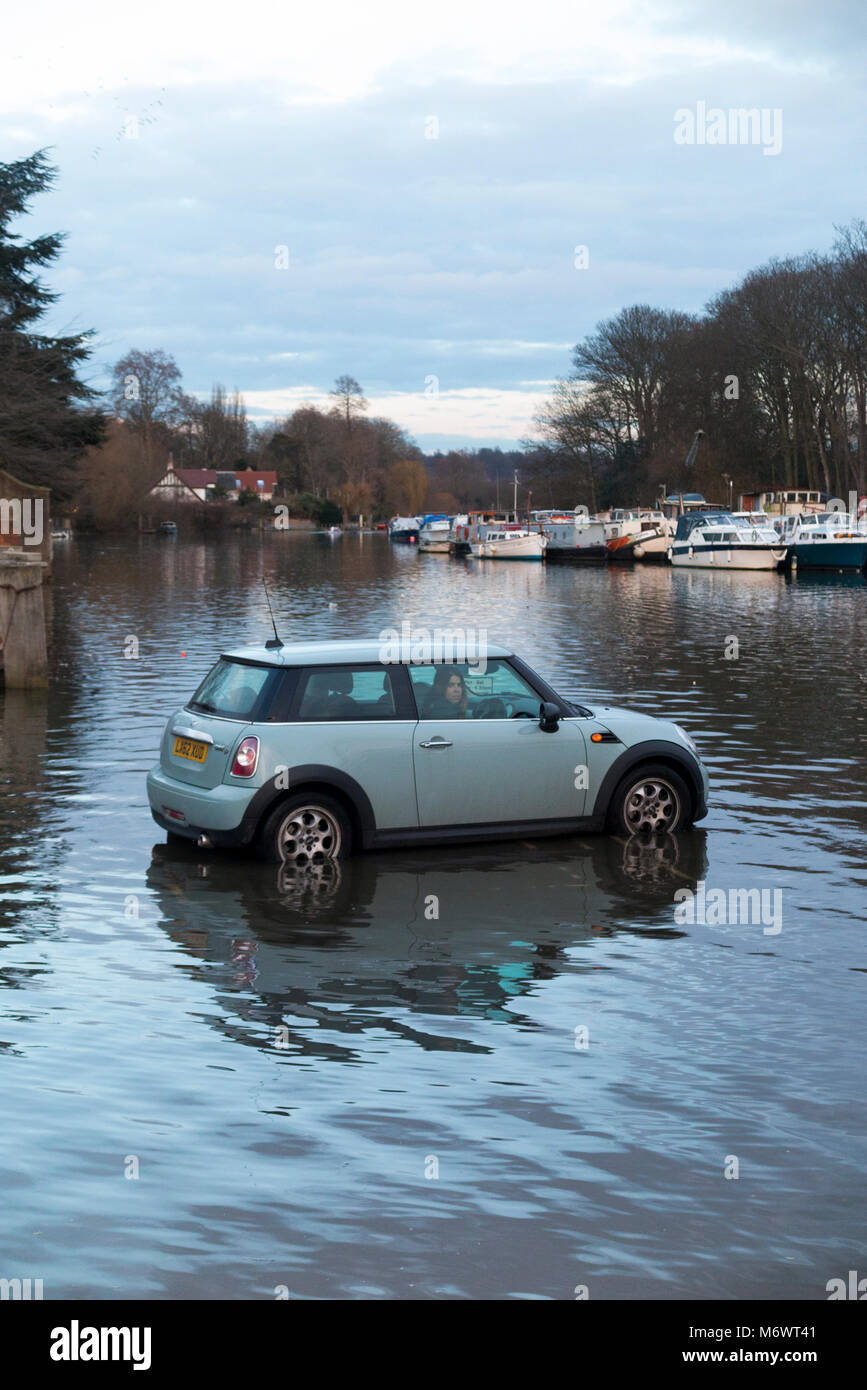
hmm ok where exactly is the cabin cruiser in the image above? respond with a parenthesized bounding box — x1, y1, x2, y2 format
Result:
(777, 512, 867, 570)
(417, 514, 452, 553)
(668, 510, 787, 569)
(535, 509, 608, 561)
(603, 508, 674, 561)
(388, 516, 421, 544)
(452, 511, 516, 555)
(469, 525, 548, 561)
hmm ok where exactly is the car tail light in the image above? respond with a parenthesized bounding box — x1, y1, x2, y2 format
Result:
(231, 736, 259, 777)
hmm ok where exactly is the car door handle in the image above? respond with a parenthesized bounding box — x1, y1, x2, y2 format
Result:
(418, 738, 453, 749)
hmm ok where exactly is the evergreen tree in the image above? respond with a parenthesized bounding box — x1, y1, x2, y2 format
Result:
(0, 149, 105, 497)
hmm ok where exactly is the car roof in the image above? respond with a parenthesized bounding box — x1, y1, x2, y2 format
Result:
(221, 638, 513, 667)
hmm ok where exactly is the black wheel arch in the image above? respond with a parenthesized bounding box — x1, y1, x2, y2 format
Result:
(239, 764, 376, 851)
(592, 741, 706, 825)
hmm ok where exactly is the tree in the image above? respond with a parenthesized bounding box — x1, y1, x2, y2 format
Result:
(110, 348, 183, 470)
(384, 458, 429, 515)
(188, 384, 249, 469)
(0, 149, 105, 497)
(75, 419, 154, 530)
(329, 375, 368, 433)
(572, 304, 695, 458)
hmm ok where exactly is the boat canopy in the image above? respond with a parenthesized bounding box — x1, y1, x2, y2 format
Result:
(674, 511, 735, 540)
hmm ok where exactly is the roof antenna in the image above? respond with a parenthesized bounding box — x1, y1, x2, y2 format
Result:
(262, 577, 284, 649)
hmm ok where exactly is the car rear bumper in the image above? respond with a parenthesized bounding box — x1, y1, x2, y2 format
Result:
(147, 765, 257, 845)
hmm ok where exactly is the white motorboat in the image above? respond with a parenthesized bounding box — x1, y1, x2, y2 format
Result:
(604, 508, 674, 561)
(776, 512, 867, 570)
(669, 511, 787, 569)
(469, 526, 547, 561)
(536, 510, 608, 561)
(418, 515, 452, 553)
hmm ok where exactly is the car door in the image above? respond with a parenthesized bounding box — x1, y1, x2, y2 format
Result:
(280, 663, 420, 831)
(409, 660, 588, 828)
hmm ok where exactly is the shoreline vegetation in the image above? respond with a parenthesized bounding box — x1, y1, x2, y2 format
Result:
(3, 151, 867, 533)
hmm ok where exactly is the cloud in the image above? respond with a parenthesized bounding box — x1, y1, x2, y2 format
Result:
(243, 384, 545, 438)
(2, 1, 864, 444)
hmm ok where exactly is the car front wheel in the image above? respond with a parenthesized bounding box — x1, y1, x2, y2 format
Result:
(607, 763, 692, 835)
(258, 794, 351, 865)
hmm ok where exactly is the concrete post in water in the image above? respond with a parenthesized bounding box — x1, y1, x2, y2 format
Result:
(0, 553, 48, 688)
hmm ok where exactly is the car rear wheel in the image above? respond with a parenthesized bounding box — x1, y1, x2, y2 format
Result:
(258, 793, 351, 865)
(607, 763, 692, 836)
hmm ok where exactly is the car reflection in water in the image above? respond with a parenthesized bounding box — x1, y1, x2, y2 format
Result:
(146, 832, 709, 1062)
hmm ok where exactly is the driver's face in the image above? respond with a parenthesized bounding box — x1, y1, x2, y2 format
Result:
(445, 675, 463, 702)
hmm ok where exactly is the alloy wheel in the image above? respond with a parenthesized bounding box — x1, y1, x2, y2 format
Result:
(623, 777, 681, 833)
(278, 805, 342, 865)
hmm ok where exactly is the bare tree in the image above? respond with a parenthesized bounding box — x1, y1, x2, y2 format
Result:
(329, 375, 368, 433)
(110, 349, 183, 470)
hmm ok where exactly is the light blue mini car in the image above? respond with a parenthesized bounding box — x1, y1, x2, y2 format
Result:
(147, 639, 708, 862)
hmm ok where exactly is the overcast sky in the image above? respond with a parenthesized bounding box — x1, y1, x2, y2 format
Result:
(2, 1, 865, 450)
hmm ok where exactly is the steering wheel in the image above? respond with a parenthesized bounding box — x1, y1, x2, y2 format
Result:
(511, 710, 533, 718)
(473, 697, 507, 720)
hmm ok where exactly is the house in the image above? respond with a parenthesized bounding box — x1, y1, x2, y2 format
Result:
(148, 458, 203, 503)
(147, 457, 278, 504)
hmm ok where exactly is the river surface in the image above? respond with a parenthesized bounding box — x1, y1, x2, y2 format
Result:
(1, 532, 864, 1300)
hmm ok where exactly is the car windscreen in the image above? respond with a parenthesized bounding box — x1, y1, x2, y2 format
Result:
(188, 659, 278, 719)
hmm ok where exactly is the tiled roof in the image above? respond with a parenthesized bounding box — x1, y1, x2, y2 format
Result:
(174, 468, 277, 490)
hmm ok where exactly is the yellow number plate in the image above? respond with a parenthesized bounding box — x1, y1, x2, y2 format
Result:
(173, 736, 207, 763)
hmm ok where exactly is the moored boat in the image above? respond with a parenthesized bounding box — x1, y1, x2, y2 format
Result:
(536, 509, 608, 562)
(668, 511, 787, 569)
(389, 516, 420, 544)
(778, 512, 867, 571)
(417, 514, 452, 553)
(469, 526, 547, 561)
(603, 508, 674, 562)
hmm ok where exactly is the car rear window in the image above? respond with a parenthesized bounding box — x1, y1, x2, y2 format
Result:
(188, 659, 277, 719)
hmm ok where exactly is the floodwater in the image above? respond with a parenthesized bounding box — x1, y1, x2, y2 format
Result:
(0, 532, 864, 1300)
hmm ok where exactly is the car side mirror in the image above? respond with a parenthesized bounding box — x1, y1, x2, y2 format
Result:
(539, 701, 561, 733)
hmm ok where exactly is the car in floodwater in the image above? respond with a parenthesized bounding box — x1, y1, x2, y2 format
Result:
(146, 639, 708, 863)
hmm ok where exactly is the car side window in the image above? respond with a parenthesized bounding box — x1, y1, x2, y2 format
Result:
(291, 665, 400, 721)
(410, 660, 542, 719)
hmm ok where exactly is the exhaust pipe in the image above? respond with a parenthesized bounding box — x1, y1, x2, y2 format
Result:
(196, 835, 212, 849)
